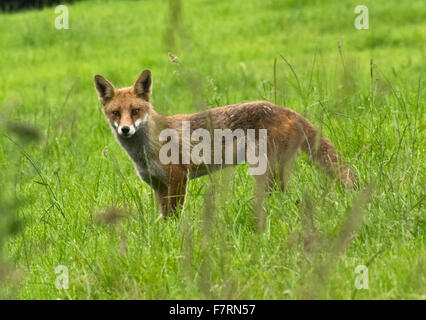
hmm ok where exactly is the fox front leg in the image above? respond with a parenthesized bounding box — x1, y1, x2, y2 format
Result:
(155, 179, 187, 218)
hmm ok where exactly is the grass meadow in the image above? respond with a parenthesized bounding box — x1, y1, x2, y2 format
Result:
(0, 0, 424, 299)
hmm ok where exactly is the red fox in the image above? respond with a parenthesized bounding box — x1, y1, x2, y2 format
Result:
(94, 70, 358, 217)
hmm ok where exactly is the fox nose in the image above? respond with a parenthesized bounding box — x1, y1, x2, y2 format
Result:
(121, 126, 130, 135)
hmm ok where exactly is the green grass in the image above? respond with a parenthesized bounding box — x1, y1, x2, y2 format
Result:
(0, 0, 424, 299)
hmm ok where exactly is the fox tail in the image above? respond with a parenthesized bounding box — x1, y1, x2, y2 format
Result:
(299, 117, 359, 189)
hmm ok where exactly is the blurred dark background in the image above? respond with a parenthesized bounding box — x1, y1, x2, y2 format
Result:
(0, 0, 79, 12)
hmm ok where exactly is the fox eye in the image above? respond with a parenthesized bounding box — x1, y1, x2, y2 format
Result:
(132, 109, 140, 116)
(112, 111, 120, 117)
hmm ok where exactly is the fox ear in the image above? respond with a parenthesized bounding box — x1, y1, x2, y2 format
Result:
(133, 69, 152, 100)
(94, 75, 116, 104)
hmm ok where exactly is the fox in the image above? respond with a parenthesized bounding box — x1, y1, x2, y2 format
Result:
(94, 69, 358, 217)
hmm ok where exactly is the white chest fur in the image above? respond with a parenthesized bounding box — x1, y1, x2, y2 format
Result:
(115, 127, 168, 187)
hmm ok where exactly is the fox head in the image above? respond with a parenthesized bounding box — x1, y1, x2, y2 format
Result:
(94, 70, 153, 138)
